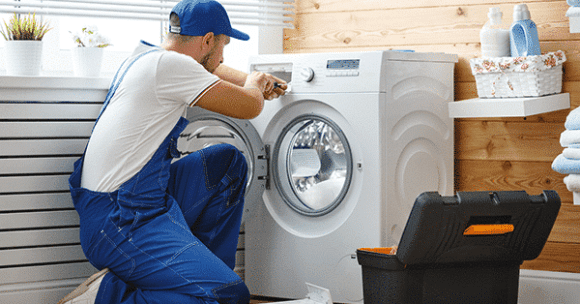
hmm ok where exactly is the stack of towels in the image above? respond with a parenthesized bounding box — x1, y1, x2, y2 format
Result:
(552, 106, 580, 204)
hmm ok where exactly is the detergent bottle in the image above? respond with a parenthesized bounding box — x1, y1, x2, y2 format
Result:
(480, 7, 510, 57)
(510, 4, 541, 57)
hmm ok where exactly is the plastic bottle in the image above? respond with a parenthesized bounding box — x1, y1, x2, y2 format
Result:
(510, 4, 541, 57)
(480, 7, 511, 57)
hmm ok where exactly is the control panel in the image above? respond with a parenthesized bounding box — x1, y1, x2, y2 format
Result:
(248, 51, 457, 93)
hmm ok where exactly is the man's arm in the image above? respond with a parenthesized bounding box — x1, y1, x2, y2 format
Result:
(213, 64, 287, 100)
(194, 64, 287, 120)
(213, 64, 248, 87)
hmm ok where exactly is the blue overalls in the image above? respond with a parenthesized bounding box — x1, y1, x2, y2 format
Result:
(68, 46, 250, 304)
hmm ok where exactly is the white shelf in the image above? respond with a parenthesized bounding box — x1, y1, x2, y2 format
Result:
(448, 93, 570, 118)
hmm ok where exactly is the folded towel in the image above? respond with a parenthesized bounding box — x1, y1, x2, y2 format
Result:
(552, 154, 580, 174)
(560, 130, 580, 147)
(563, 146, 580, 160)
(564, 174, 580, 192)
(565, 107, 580, 130)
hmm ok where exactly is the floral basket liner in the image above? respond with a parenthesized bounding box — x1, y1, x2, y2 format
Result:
(470, 50, 566, 75)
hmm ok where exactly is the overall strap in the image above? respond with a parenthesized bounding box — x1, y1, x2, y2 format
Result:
(95, 48, 161, 123)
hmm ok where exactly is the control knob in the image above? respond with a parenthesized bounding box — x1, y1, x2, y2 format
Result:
(300, 67, 315, 82)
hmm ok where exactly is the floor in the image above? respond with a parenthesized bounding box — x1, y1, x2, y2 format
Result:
(250, 296, 288, 303)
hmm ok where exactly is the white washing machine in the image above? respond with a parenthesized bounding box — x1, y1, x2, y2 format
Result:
(177, 50, 458, 303)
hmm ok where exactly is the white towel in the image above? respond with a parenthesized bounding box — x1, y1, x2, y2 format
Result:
(560, 130, 580, 147)
(564, 174, 580, 192)
(563, 147, 580, 160)
(566, 106, 580, 130)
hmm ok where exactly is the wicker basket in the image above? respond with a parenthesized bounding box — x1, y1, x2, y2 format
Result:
(470, 51, 566, 98)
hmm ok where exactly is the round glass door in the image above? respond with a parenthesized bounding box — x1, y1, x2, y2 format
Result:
(273, 115, 353, 216)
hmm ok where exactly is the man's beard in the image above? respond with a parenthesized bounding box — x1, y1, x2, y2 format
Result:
(200, 46, 218, 73)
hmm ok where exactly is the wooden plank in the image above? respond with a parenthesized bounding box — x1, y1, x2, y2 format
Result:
(549, 204, 580, 244)
(0, 122, 94, 138)
(0, 193, 73, 211)
(0, 262, 97, 285)
(0, 228, 80, 249)
(0, 139, 88, 156)
(0, 175, 70, 193)
(455, 121, 565, 162)
(454, 160, 570, 202)
(522, 241, 580, 273)
(294, 0, 551, 14)
(0, 157, 77, 175)
(0, 211, 79, 230)
(285, 2, 571, 50)
(0, 245, 86, 267)
(0, 103, 101, 120)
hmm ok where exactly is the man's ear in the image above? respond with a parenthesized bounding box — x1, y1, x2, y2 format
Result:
(201, 32, 215, 50)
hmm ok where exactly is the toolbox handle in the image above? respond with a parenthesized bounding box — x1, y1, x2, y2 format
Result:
(463, 224, 514, 236)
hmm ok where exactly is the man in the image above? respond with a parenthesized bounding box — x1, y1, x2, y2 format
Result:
(58, 0, 286, 303)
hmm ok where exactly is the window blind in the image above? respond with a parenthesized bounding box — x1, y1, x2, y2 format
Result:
(0, 0, 294, 27)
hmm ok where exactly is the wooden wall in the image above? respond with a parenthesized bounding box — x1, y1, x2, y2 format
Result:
(283, 0, 580, 273)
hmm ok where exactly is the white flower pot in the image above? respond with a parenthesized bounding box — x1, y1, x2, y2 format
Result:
(4, 40, 43, 76)
(71, 47, 104, 77)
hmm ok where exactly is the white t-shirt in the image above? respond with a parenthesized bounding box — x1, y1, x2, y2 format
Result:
(81, 41, 220, 192)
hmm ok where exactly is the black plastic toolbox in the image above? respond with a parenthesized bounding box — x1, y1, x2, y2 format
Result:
(357, 190, 561, 304)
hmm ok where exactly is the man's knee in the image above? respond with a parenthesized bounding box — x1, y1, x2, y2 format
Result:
(212, 279, 250, 304)
(201, 144, 247, 187)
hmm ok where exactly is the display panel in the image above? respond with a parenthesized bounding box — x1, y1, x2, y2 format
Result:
(326, 59, 360, 70)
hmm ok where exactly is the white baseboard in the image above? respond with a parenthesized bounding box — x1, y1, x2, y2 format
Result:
(519, 269, 580, 304)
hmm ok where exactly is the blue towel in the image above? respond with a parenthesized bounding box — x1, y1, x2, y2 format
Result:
(552, 154, 580, 174)
(565, 107, 580, 130)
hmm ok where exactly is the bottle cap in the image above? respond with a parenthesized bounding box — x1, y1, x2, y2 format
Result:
(513, 4, 531, 21)
(488, 7, 502, 24)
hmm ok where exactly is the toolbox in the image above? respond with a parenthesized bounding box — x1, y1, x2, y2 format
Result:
(357, 190, 561, 304)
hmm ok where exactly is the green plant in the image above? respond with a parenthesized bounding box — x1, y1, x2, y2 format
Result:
(0, 12, 52, 41)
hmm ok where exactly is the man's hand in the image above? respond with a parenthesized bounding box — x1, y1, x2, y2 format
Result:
(245, 71, 287, 100)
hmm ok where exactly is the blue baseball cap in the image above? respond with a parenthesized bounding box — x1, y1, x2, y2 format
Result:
(169, 0, 250, 41)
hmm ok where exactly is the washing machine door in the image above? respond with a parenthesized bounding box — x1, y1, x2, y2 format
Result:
(271, 114, 353, 217)
(175, 107, 267, 222)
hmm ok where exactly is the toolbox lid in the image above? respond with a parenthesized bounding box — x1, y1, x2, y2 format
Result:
(395, 190, 561, 266)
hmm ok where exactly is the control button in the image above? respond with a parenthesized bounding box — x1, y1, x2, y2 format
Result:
(300, 67, 315, 82)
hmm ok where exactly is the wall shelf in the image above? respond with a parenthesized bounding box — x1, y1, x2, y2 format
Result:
(448, 93, 570, 118)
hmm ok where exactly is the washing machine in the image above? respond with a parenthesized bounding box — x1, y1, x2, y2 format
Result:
(177, 50, 458, 303)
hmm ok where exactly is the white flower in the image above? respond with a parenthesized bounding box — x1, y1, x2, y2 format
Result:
(70, 25, 111, 48)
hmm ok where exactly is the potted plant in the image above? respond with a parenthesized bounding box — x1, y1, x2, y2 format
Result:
(1, 12, 51, 76)
(70, 26, 111, 77)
